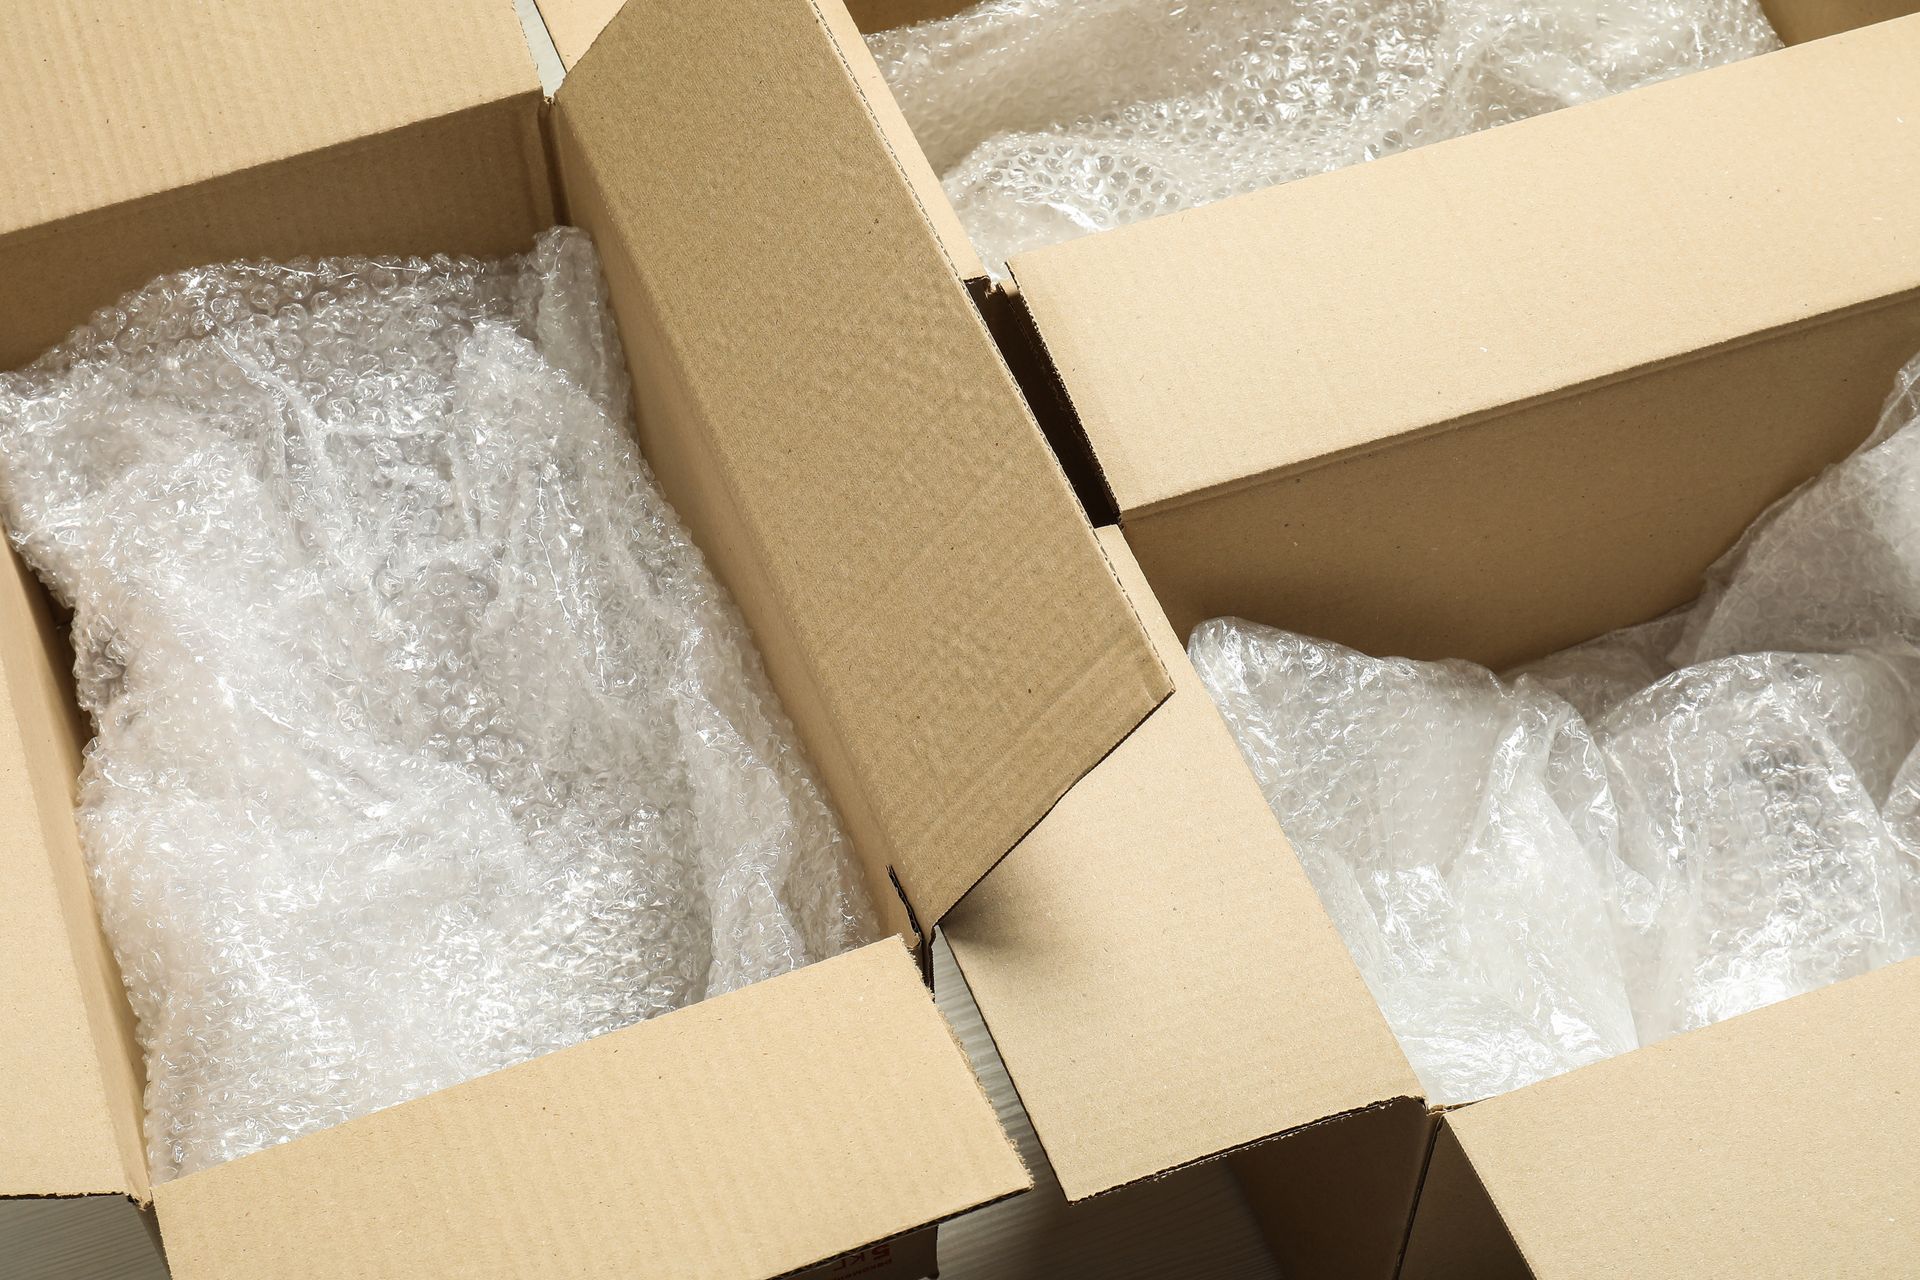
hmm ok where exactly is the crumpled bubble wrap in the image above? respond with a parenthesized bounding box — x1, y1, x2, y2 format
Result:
(1188, 624, 1640, 1104)
(1191, 352, 1920, 1103)
(0, 227, 876, 1180)
(869, 0, 1780, 272)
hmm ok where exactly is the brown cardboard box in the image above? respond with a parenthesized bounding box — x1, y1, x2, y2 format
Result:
(535, 1, 1920, 1275)
(0, 2, 1177, 1277)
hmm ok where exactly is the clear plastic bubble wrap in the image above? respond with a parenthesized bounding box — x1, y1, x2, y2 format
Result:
(0, 228, 876, 1180)
(869, 0, 1780, 271)
(1191, 353, 1920, 1103)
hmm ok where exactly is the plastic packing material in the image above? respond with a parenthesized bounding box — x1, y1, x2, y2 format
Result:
(868, 0, 1781, 272)
(0, 228, 877, 1181)
(1191, 352, 1920, 1104)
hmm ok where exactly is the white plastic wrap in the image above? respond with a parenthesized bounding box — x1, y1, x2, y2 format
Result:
(0, 228, 876, 1180)
(869, 0, 1781, 272)
(1192, 353, 1920, 1102)
(1189, 624, 1639, 1104)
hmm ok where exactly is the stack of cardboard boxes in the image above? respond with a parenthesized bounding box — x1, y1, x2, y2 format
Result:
(4, 0, 1916, 1275)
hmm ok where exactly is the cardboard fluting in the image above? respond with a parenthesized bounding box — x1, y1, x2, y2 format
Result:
(0, 0, 1184, 1274)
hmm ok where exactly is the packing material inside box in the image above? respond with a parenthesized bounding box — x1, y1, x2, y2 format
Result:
(0, 227, 875, 1180)
(1190, 355, 1920, 1105)
(867, 0, 1781, 271)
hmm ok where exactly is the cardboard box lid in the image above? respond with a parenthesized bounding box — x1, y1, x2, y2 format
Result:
(1435, 957, 1920, 1279)
(945, 527, 1420, 1201)
(1011, 15, 1920, 521)
(551, 0, 1170, 928)
(154, 938, 1029, 1280)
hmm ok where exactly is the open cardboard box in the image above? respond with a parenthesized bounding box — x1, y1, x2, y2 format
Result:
(536, 1, 1920, 1275)
(0, 2, 1180, 1277)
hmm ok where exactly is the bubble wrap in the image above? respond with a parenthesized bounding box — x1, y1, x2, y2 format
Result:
(869, 0, 1780, 271)
(1192, 353, 1920, 1102)
(1190, 623, 1639, 1104)
(0, 228, 876, 1180)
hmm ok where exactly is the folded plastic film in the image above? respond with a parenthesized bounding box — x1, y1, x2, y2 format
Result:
(1192, 353, 1920, 1103)
(870, 0, 1781, 271)
(0, 228, 877, 1180)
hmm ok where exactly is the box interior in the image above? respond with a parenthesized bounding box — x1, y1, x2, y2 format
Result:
(0, 0, 1178, 1267)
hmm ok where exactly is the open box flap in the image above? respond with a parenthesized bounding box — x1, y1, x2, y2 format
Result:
(154, 938, 1030, 1280)
(1009, 14, 1920, 520)
(0, 0, 549, 368)
(945, 526, 1421, 1203)
(0, 549, 145, 1203)
(1417, 957, 1920, 1280)
(551, 0, 1170, 929)
(532, 0, 981, 278)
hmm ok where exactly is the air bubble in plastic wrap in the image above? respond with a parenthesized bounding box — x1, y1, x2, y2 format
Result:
(1193, 352, 1920, 1101)
(0, 228, 877, 1180)
(1188, 621, 1639, 1104)
(869, 0, 1781, 271)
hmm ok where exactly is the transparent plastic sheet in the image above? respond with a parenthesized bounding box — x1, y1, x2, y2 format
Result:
(1191, 353, 1920, 1103)
(0, 228, 877, 1180)
(868, 0, 1781, 272)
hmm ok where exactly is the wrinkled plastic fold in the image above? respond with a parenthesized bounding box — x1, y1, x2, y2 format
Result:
(870, 0, 1780, 272)
(0, 228, 876, 1180)
(1193, 354, 1920, 1104)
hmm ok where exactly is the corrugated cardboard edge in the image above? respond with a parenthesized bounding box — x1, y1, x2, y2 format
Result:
(155, 939, 1031, 1280)
(1436, 958, 1920, 1280)
(550, 0, 1170, 930)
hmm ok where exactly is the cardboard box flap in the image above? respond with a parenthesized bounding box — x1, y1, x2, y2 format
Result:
(1442, 957, 1920, 1280)
(551, 0, 1170, 928)
(154, 938, 1030, 1280)
(0, 551, 146, 1202)
(944, 527, 1419, 1202)
(1, 0, 538, 239)
(534, 0, 983, 279)
(1010, 15, 1920, 519)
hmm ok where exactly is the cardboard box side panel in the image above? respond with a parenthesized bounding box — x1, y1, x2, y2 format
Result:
(1126, 295, 1920, 667)
(945, 526, 1418, 1201)
(155, 939, 1030, 1280)
(1449, 958, 1920, 1280)
(0, 549, 143, 1200)
(1396, 1124, 1532, 1280)
(1763, 0, 1920, 42)
(1011, 16, 1920, 515)
(553, 0, 1169, 926)
(1228, 1099, 1434, 1280)
(1, 97, 554, 370)
(0, 0, 539, 238)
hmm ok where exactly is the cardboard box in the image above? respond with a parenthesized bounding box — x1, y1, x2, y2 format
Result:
(537, 1, 1920, 1274)
(0, 3, 1178, 1277)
